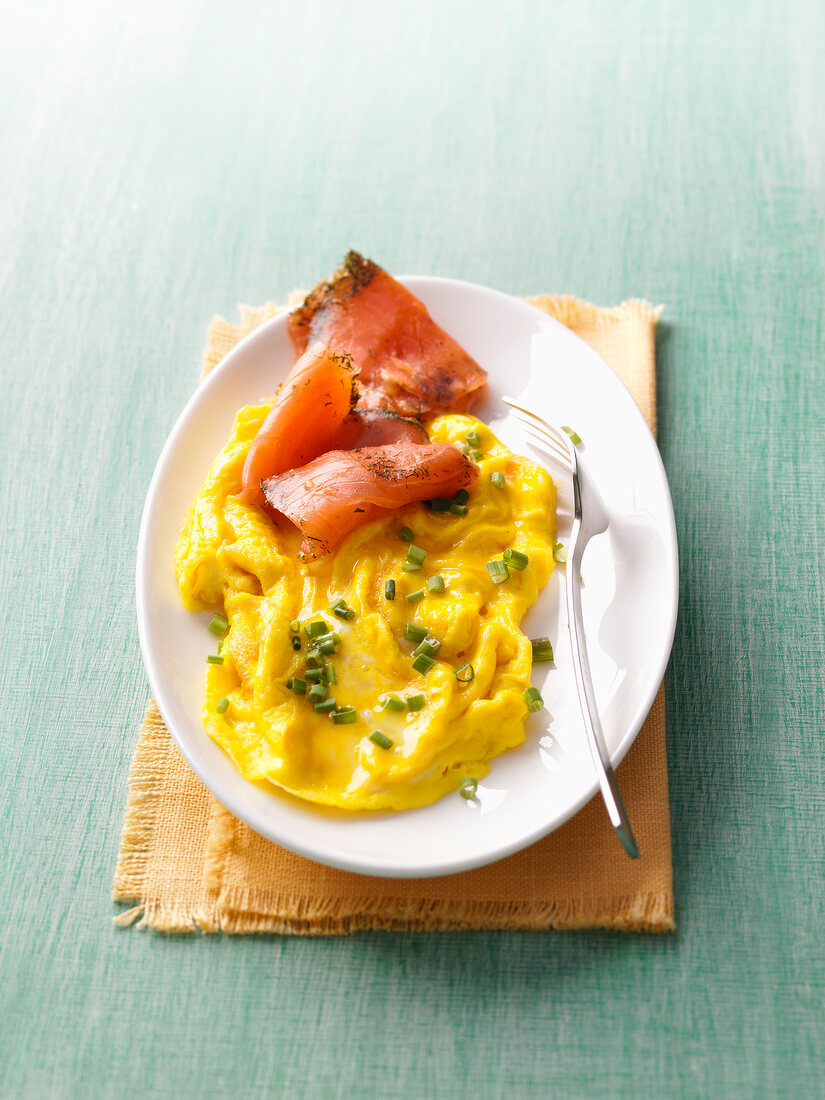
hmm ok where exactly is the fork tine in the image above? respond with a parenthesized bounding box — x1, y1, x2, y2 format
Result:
(504, 406, 572, 466)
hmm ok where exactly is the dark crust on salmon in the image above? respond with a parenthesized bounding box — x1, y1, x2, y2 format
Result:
(289, 251, 378, 346)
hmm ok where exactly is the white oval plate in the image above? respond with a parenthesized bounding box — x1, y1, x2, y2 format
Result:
(137, 276, 678, 878)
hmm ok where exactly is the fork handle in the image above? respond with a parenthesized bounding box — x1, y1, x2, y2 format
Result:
(566, 554, 640, 859)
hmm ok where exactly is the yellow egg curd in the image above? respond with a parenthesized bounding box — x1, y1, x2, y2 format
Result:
(175, 409, 555, 811)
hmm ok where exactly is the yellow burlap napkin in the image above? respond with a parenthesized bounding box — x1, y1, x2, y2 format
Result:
(113, 294, 673, 934)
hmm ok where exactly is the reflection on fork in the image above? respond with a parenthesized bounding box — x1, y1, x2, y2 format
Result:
(502, 397, 639, 859)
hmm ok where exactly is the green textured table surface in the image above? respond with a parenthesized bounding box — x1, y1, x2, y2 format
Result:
(2, 1, 823, 1096)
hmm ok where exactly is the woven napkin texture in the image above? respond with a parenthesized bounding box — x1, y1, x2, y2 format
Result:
(113, 294, 673, 934)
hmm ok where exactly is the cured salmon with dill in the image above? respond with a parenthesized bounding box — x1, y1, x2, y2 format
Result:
(239, 342, 357, 505)
(261, 443, 477, 559)
(288, 251, 488, 418)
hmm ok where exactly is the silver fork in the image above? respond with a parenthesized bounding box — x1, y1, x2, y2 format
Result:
(503, 397, 639, 859)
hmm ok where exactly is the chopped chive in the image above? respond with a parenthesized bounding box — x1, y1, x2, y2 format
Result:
(398, 526, 414, 543)
(562, 425, 582, 446)
(491, 471, 506, 489)
(450, 502, 468, 515)
(452, 489, 469, 505)
(369, 730, 393, 749)
(381, 694, 405, 712)
(385, 579, 396, 601)
(292, 636, 302, 651)
(486, 560, 510, 583)
(464, 429, 481, 447)
(306, 651, 323, 668)
(287, 677, 306, 695)
(524, 686, 544, 712)
(406, 694, 425, 711)
(427, 574, 446, 593)
(402, 562, 422, 572)
(406, 589, 425, 603)
(429, 498, 451, 512)
(463, 446, 483, 461)
(314, 698, 337, 714)
(503, 548, 529, 571)
(330, 597, 355, 621)
(216, 697, 230, 713)
(413, 635, 441, 658)
(308, 682, 328, 702)
(406, 545, 427, 565)
(305, 667, 324, 683)
(305, 619, 329, 639)
(553, 542, 568, 564)
(404, 623, 428, 642)
(459, 777, 478, 799)
(412, 653, 436, 675)
(324, 663, 336, 685)
(531, 637, 554, 663)
(209, 613, 228, 636)
(206, 654, 224, 665)
(332, 707, 357, 725)
(289, 619, 300, 633)
(317, 638, 336, 655)
(454, 663, 474, 683)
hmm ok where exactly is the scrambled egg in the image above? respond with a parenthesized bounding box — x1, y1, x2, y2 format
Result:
(175, 409, 555, 811)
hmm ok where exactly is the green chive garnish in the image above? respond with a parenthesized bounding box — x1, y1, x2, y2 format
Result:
(314, 699, 337, 714)
(486, 560, 510, 583)
(553, 542, 568, 564)
(209, 613, 228, 636)
(464, 429, 481, 447)
(291, 636, 302, 651)
(406, 694, 425, 711)
(216, 697, 230, 713)
(398, 526, 414, 542)
(454, 663, 474, 683)
(450, 502, 468, 515)
(381, 694, 405, 712)
(524, 686, 544, 712)
(308, 683, 328, 702)
(503, 548, 529, 571)
(324, 663, 336, 684)
(491, 472, 506, 489)
(289, 619, 300, 633)
(287, 677, 306, 695)
(406, 545, 427, 565)
(370, 730, 393, 750)
(305, 619, 329, 639)
(429, 498, 451, 512)
(463, 446, 483, 461)
(405, 623, 428, 642)
(413, 636, 441, 658)
(385, 579, 396, 601)
(305, 667, 324, 683)
(452, 489, 469, 505)
(332, 707, 357, 725)
(531, 638, 554, 663)
(459, 777, 478, 799)
(406, 589, 425, 602)
(206, 654, 224, 665)
(427, 575, 445, 593)
(412, 653, 436, 675)
(562, 425, 582, 446)
(402, 562, 422, 572)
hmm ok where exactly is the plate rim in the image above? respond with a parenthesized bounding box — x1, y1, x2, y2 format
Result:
(136, 274, 678, 877)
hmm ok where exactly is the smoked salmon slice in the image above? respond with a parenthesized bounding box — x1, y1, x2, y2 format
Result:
(239, 342, 358, 506)
(288, 252, 488, 418)
(261, 443, 477, 559)
(330, 408, 429, 450)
